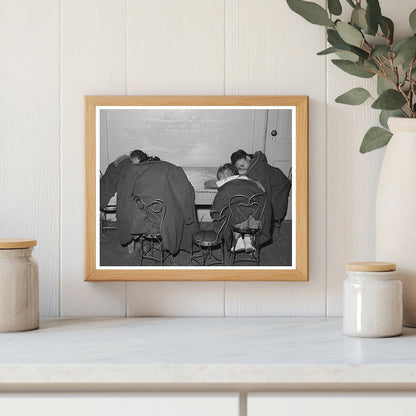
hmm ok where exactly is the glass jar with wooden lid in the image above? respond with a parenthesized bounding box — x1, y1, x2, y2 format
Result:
(0, 239, 39, 332)
(343, 261, 402, 338)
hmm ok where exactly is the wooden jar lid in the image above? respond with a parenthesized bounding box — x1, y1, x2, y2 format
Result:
(0, 239, 37, 249)
(346, 261, 396, 272)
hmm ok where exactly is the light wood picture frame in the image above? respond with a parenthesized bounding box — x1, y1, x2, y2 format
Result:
(85, 96, 308, 281)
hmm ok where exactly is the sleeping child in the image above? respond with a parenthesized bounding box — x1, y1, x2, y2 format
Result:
(211, 164, 272, 253)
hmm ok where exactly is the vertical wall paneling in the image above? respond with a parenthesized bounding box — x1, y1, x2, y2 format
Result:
(127, 282, 226, 317)
(326, 0, 416, 316)
(0, 1, 60, 316)
(61, 0, 127, 316)
(126, 0, 226, 95)
(224, 0, 327, 315)
(5, 0, 410, 317)
(125, 0, 226, 316)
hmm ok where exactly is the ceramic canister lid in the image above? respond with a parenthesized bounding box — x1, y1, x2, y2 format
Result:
(346, 261, 396, 272)
(0, 239, 37, 249)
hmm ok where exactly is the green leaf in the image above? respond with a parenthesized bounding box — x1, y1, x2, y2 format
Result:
(335, 87, 371, 105)
(371, 46, 392, 58)
(379, 110, 402, 129)
(287, 0, 334, 27)
(351, 7, 369, 32)
(317, 46, 358, 61)
(380, 16, 394, 44)
(328, 0, 342, 16)
(360, 127, 392, 153)
(327, 29, 369, 59)
(362, 59, 379, 71)
(410, 9, 416, 32)
(372, 89, 407, 110)
(377, 75, 393, 94)
(332, 59, 375, 78)
(317, 47, 338, 55)
(393, 36, 416, 71)
(335, 50, 359, 62)
(366, 0, 382, 35)
(327, 29, 348, 48)
(336, 21, 363, 47)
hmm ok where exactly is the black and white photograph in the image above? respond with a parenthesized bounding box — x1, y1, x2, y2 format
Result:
(98, 105, 294, 269)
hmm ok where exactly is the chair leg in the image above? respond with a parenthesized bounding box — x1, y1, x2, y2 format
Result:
(255, 232, 260, 266)
(274, 220, 282, 239)
(160, 240, 164, 266)
(202, 248, 207, 266)
(139, 237, 144, 266)
(231, 238, 237, 266)
(191, 243, 204, 266)
(190, 243, 195, 265)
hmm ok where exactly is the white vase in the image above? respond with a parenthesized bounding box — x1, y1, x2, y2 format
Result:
(375, 117, 416, 327)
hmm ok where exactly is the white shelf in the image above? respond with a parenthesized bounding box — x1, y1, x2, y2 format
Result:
(1, 317, 416, 388)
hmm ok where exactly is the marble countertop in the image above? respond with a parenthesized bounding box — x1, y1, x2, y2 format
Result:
(1, 317, 416, 388)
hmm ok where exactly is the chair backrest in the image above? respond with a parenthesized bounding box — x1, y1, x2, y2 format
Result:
(228, 193, 266, 231)
(133, 195, 167, 236)
(210, 206, 230, 239)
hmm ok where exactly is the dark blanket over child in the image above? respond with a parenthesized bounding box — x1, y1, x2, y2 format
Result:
(211, 174, 272, 250)
(111, 160, 198, 255)
(100, 150, 150, 207)
(231, 150, 291, 223)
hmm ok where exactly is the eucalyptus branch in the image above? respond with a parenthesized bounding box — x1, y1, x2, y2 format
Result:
(286, 0, 416, 151)
(375, 57, 399, 89)
(362, 37, 373, 53)
(358, 65, 383, 78)
(397, 82, 413, 118)
(390, 59, 400, 86)
(378, 22, 393, 48)
(409, 56, 416, 117)
(400, 108, 408, 117)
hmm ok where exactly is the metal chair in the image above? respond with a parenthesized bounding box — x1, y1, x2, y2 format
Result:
(228, 193, 266, 266)
(99, 170, 117, 236)
(100, 204, 117, 236)
(133, 196, 171, 266)
(190, 207, 229, 266)
(274, 167, 292, 237)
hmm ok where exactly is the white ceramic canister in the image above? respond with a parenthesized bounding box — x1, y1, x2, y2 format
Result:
(0, 239, 39, 332)
(343, 262, 402, 338)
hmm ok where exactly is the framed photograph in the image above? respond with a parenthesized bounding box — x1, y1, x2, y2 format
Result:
(85, 96, 308, 281)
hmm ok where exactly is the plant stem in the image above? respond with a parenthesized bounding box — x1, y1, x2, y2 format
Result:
(409, 56, 416, 117)
(362, 37, 372, 54)
(397, 79, 412, 118)
(375, 56, 399, 89)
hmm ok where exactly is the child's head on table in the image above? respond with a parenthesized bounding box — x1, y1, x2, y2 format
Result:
(217, 163, 238, 181)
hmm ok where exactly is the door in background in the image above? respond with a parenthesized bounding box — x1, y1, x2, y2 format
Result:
(264, 109, 293, 220)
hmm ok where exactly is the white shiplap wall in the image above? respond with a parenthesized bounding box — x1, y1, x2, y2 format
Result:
(0, 1, 60, 316)
(1, 0, 412, 317)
